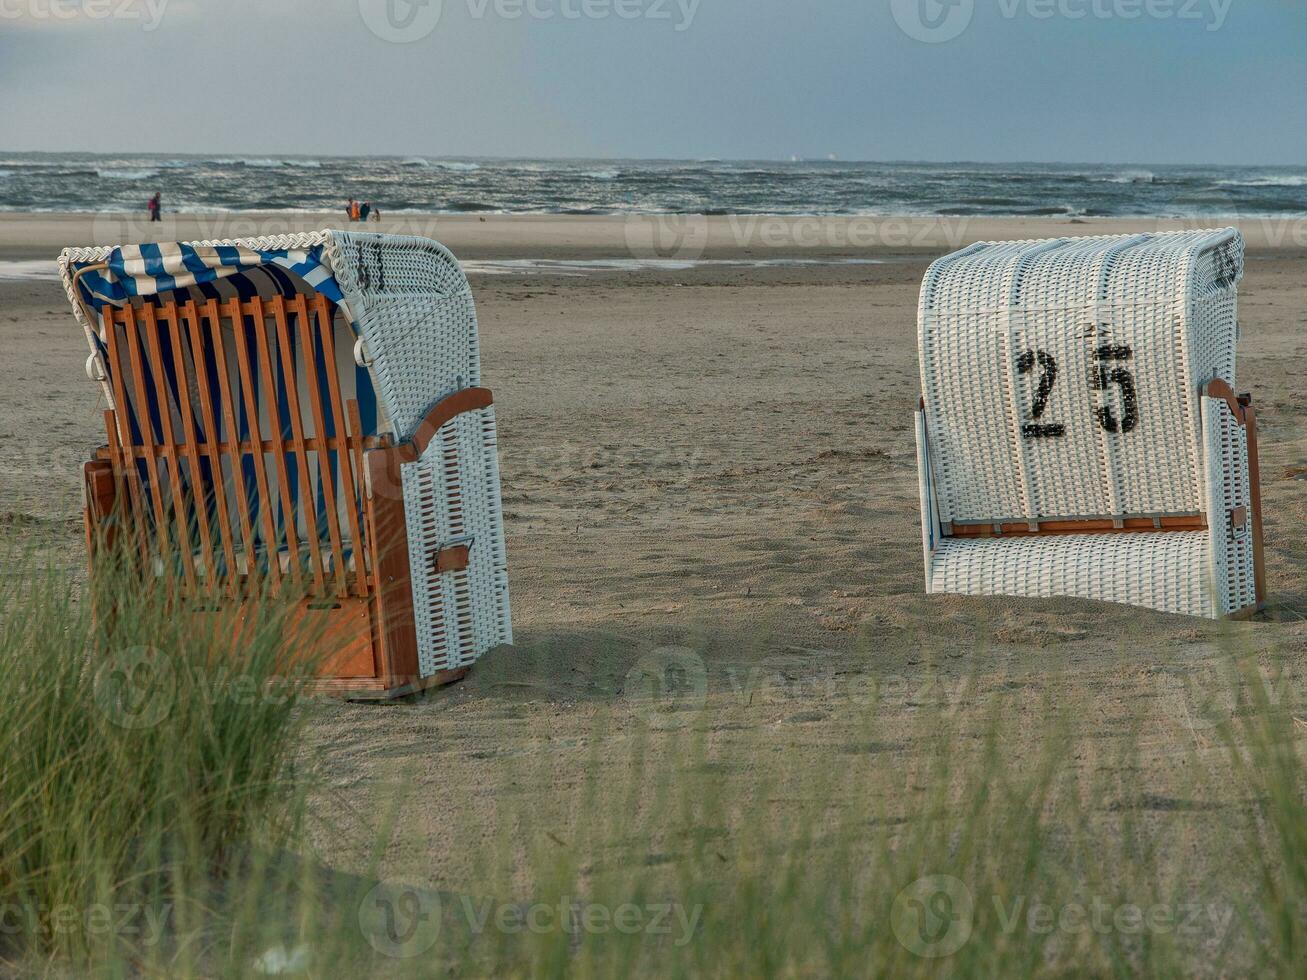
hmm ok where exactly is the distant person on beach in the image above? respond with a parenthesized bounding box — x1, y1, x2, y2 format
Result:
(359, 201, 372, 222)
(147, 192, 161, 222)
(346, 198, 360, 222)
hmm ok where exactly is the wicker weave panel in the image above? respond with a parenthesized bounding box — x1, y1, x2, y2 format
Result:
(917, 394, 1257, 619)
(919, 229, 1243, 526)
(325, 232, 481, 443)
(401, 405, 512, 677)
(929, 531, 1214, 618)
(1201, 396, 1256, 616)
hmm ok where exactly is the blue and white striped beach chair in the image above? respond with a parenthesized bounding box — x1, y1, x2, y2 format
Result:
(61, 231, 512, 697)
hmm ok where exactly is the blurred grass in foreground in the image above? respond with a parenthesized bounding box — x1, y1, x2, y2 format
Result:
(1, 553, 1305, 976)
(0, 545, 320, 971)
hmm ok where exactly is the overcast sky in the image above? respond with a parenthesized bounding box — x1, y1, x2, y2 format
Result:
(1, 0, 1303, 163)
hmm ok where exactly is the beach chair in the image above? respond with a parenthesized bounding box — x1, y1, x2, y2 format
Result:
(914, 228, 1264, 619)
(61, 231, 512, 697)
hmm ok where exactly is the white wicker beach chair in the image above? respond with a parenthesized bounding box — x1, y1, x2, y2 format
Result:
(61, 230, 511, 697)
(915, 228, 1264, 619)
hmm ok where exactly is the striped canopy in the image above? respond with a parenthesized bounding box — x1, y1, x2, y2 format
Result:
(67, 241, 354, 323)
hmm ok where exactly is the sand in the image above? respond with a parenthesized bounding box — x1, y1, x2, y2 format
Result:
(5, 211, 1307, 262)
(2, 213, 1306, 905)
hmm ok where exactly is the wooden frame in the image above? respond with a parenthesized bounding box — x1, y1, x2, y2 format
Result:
(949, 514, 1209, 538)
(81, 293, 493, 699)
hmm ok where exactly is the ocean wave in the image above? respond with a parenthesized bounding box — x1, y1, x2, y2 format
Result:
(7, 156, 1307, 218)
(1102, 169, 1156, 184)
(381, 206, 509, 215)
(0, 160, 92, 170)
(31, 169, 100, 178)
(1218, 175, 1307, 188)
(404, 159, 482, 171)
(1027, 204, 1087, 216)
(943, 203, 1086, 217)
(210, 157, 288, 168)
(99, 168, 160, 180)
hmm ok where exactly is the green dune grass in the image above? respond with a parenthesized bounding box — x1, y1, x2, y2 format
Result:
(2, 551, 1305, 977)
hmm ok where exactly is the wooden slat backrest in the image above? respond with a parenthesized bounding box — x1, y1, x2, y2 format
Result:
(267, 295, 327, 595)
(161, 303, 219, 593)
(230, 298, 283, 597)
(248, 295, 305, 591)
(99, 294, 375, 601)
(291, 293, 348, 597)
(119, 305, 172, 565)
(181, 299, 245, 595)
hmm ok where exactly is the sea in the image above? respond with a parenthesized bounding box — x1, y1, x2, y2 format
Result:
(1, 154, 1305, 218)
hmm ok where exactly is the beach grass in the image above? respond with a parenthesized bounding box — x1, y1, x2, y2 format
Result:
(1, 551, 1305, 976)
(373, 639, 1303, 979)
(0, 545, 320, 970)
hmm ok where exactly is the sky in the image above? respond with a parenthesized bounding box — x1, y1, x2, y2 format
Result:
(0, 0, 1304, 163)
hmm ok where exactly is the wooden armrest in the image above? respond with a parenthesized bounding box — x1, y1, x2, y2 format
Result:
(395, 387, 494, 464)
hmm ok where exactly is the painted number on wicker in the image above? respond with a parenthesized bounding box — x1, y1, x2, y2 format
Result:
(1016, 349, 1065, 439)
(1016, 344, 1140, 439)
(1090, 344, 1138, 434)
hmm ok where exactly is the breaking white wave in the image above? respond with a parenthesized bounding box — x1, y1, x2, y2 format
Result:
(1103, 169, 1155, 184)
(1219, 175, 1307, 188)
(99, 168, 160, 180)
(404, 158, 481, 171)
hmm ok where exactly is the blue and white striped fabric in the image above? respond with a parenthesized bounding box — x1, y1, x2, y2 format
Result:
(79, 241, 382, 576)
(70, 242, 355, 323)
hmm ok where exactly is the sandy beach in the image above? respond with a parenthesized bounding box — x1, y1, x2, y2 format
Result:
(3, 211, 1306, 913)
(5, 211, 1307, 262)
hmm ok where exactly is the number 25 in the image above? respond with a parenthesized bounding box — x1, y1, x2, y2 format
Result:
(1016, 344, 1139, 437)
